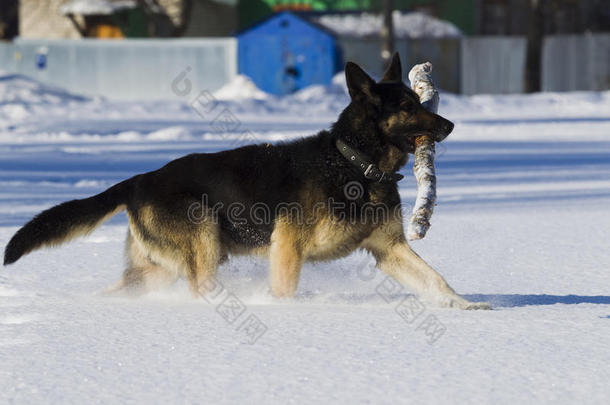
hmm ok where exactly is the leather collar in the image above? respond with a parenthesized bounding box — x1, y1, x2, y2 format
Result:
(335, 139, 404, 183)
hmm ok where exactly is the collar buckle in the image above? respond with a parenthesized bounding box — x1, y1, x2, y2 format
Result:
(336, 139, 403, 184)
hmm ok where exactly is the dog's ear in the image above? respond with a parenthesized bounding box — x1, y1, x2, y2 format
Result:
(380, 52, 402, 82)
(345, 62, 378, 104)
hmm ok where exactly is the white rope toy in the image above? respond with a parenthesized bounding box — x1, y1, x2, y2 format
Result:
(407, 62, 439, 241)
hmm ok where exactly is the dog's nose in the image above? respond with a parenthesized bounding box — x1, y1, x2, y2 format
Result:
(444, 121, 454, 135)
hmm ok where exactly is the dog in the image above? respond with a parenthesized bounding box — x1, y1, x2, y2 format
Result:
(3, 54, 490, 310)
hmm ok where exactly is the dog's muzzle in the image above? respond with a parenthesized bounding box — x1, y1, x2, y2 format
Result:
(435, 119, 454, 142)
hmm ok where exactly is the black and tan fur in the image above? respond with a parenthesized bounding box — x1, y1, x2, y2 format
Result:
(3, 54, 490, 309)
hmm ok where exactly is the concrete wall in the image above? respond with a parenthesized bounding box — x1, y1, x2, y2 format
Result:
(2, 35, 609, 99)
(337, 37, 460, 93)
(542, 34, 610, 92)
(404, 38, 460, 94)
(460, 36, 526, 95)
(0, 38, 237, 100)
(339, 36, 527, 95)
(336, 37, 396, 80)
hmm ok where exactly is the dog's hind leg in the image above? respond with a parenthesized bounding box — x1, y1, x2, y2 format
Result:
(362, 221, 491, 310)
(269, 221, 303, 298)
(105, 230, 179, 296)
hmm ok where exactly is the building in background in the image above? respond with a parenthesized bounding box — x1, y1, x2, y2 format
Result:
(237, 9, 464, 94)
(237, 1, 478, 35)
(238, 11, 340, 95)
(12, 0, 610, 40)
(238, 0, 610, 36)
(477, 0, 610, 35)
(2, 0, 608, 96)
(17, 0, 237, 39)
(182, 0, 237, 36)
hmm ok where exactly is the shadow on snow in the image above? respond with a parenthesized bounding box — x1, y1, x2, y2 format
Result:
(463, 294, 610, 308)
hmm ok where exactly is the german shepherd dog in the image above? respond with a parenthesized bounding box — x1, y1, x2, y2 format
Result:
(3, 54, 490, 310)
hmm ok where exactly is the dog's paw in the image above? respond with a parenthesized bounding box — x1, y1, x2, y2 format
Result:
(429, 295, 491, 310)
(463, 301, 492, 310)
(437, 296, 492, 310)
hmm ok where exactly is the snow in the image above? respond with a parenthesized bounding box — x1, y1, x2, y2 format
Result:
(0, 74, 89, 123)
(314, 11, 462, 38)
(214, 75, 270, 101)
(1, 72, 610, 403)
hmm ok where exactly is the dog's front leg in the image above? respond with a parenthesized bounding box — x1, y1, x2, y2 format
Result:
(269, 222, 303, 298)
(362, 226, 490, 310)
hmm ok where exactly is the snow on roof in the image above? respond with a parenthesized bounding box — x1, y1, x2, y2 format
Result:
(313, 11, 462, 39)
(60, 0, 137, 16)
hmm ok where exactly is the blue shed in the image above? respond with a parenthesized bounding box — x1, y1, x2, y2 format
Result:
(237, 12, 340, 95)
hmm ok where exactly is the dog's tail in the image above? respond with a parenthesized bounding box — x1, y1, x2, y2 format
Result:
(3, 178, 133, 265)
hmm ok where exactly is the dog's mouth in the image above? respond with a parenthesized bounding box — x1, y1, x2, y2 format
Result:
(403, 114, 454, 144)
(404, 120, 453, 149)
(394, 117, 454, 153)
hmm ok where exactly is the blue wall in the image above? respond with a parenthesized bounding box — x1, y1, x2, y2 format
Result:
(238, 12, 337, 95)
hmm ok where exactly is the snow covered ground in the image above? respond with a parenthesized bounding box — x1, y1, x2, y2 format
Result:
(1, 74, 609, 404)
